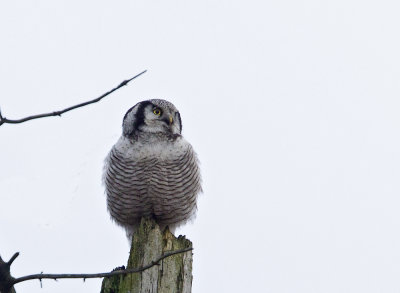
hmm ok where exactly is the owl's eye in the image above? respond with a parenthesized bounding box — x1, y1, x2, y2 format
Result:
(153, 108, 162, 116)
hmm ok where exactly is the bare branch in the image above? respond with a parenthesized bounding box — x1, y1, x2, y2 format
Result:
(6, 253, 19, 267)
(11, 247, 192, 286)
(0, 109, 4, 126)
(0, 253, 19, 293)
(0, 70, 147, 126)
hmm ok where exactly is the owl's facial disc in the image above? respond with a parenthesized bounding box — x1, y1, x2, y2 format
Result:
(152, 106, 172, 127)
(125, 103, 174, 135)
(122, 99, 182, 137)
(142, 105, 175, 133)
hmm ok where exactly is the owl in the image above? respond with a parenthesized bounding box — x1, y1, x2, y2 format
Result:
(103, 99, 202, 237)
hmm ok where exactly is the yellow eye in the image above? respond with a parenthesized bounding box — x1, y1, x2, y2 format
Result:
(153, 108, 162, 116)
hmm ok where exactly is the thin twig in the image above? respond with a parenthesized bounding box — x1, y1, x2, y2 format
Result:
(0, 70, 146, 126)
(11, 247, 192, 286)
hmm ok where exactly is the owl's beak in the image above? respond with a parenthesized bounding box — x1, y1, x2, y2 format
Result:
(169, 116, 173, 125)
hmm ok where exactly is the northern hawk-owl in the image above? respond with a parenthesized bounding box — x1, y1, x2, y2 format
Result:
(103, 99, 202, 237)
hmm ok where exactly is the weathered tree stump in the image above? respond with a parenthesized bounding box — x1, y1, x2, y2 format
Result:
(101, 218, 193, 293)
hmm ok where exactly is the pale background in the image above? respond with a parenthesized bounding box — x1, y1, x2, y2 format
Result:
(1, 1, 400, 292)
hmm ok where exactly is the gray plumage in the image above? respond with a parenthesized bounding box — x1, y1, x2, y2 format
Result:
(103, 99, 202, 237)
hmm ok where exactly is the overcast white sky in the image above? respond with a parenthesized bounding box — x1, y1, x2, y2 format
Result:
(1, 1, 400, 292)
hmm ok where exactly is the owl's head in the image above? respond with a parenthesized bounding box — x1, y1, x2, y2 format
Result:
(122, 99, 182, 137)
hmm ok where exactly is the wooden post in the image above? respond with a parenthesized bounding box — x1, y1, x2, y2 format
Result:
(101, 218, 193, 293)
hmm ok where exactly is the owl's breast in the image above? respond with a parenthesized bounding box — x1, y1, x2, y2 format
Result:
(104, 136, 202, 228)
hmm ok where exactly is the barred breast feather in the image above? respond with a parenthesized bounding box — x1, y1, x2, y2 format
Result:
(103, 134, 202, 234)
